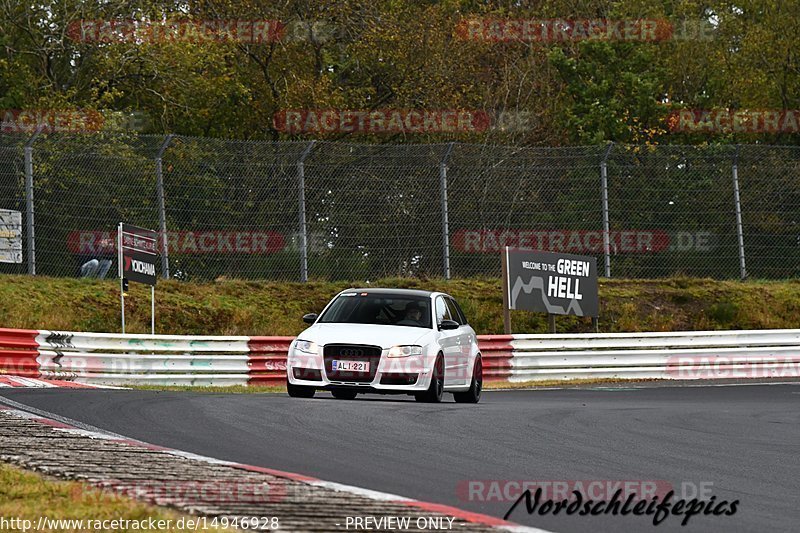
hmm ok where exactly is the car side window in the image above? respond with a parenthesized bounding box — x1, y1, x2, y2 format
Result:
(446, 297, 467, 325)
(435, 296, 452, 325)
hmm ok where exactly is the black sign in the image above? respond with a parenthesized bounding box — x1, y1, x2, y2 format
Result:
(118, 223, 158, 286)
(505, 249, 598, 317)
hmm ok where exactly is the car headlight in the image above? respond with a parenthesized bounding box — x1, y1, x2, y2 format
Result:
(387, 345, 423, 358)
(295, 340, 319, 355)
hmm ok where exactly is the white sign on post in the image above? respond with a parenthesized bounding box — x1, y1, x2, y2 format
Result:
(118, 223, 158, 335)
(0, 209, 22, 264)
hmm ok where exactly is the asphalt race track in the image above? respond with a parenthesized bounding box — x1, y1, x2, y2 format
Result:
(2, 384, 798, 533)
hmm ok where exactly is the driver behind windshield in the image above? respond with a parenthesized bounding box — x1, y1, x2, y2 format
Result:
(397, 301, 424, 326)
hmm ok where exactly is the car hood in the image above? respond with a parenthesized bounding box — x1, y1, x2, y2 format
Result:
(298, 323, 433, 349)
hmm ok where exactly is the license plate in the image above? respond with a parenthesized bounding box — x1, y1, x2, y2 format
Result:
(332, 360, 369, 372)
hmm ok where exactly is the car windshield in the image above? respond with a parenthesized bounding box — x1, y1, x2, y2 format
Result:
(318, 293, 432, 328)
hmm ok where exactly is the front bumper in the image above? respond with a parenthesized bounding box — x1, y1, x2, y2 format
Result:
(287, 347, 434, 392)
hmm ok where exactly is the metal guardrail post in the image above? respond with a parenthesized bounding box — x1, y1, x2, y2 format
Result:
(600, 142, 614, 278)
(24, 126, 44, 276)
(297, 141, 316, 282)
(440, 142, 455, 279)
(155, 134, 174, 279)
(732, 145, 747, 280)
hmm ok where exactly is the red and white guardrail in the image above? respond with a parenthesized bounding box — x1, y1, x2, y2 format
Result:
(0, 328, 291, 387)
(1, 328, 799, 387)
(481, 330, 800, 382)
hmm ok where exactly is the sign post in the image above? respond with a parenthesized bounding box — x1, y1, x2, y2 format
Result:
(117, 223, 158, 334)
(501, 247, 512, 334)
(0, 210, 22, 264)
(502, 247, 599, 333)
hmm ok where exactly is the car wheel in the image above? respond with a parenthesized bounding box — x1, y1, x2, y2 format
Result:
(415, 355, 444, 403)
(453, 356, 482, 404)
(286, 378, 315, 398)
(331, 389, 358, 400)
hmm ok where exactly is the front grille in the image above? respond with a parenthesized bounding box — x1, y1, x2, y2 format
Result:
(324, 344, 382, 383)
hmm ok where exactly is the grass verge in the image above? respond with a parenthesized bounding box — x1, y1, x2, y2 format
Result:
(2, 275, 800, 335)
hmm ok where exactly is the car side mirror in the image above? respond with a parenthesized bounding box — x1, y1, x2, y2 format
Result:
(302, 313, 318, 324)
(439, 319, 459, 330)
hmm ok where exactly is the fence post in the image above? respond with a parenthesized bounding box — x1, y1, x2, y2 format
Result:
(155, 134, 174, 279)
(440, 142, 455, 279)
(732, 145, 747, 280)
(24, 126, 44, 276)
(600, 142, 614, 278)
(297, 141, 316, 282)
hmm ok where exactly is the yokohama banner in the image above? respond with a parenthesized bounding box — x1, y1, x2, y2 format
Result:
(119, 224, 158, 286)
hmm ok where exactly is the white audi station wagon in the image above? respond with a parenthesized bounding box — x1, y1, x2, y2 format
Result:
(286, 288, 482, 403)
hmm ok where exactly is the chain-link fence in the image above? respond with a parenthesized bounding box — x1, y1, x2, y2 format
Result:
(1, 133, 798, 281)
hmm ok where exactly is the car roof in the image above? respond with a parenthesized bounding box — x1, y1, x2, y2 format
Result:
(341, 288, 443, 298)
